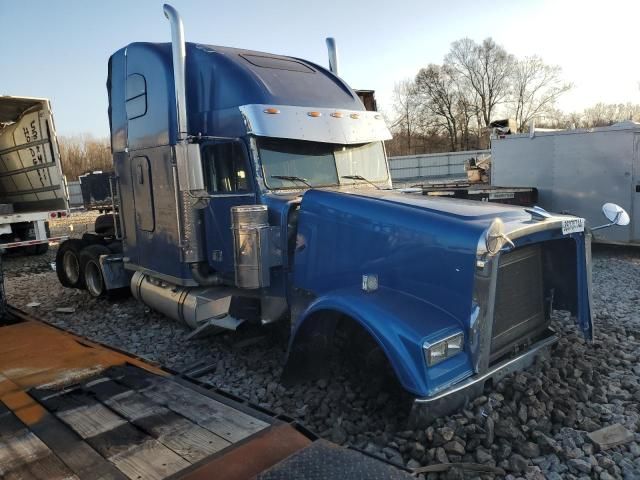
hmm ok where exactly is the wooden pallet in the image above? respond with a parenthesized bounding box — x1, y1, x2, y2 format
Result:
(0, 319, 286, 480)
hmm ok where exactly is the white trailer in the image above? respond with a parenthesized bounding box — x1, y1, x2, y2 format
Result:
(0, 96, 69, 253)
(491, 122, 640, 245)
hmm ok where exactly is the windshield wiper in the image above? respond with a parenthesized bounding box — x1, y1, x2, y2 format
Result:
(341, 174, 382, 190)
(271, 175, 312, 188)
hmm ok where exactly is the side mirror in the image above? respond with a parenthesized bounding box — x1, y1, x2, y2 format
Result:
(592, 203, 630, 231)
(602, 203, 630, 226)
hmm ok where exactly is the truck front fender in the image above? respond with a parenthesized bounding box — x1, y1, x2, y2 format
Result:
(285, 286, 472, 397)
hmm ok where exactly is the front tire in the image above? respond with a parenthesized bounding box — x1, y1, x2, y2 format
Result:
(56, 239, 86, 288)
(80, 245, 110, 298)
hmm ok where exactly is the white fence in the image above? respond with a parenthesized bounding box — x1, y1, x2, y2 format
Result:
(389, 150, 490, 184)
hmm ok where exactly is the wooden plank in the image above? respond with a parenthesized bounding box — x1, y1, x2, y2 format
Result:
(28, 413, 128, 480)
(38, 388, 190, 479)
(0, 430, 51, 475)
(36, 390, 128, 439)
(3, 453, 79, 480)
(110, 441, 190, 480)
(86, 379, 166, 421)
(112, 368, 268, 443)
(136, 413, 231, 463)
(88, 425, 189, 480)
(87, 378, 231, 463)
(2, 396, 124, 480)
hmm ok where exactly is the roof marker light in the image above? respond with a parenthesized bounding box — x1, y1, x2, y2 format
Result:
(375, 114, 382, 120)
(308, 111, 322, 117)
(350, 113, 360, 119)
(330, 112, 344, 118)
(263, 108, 280, 114)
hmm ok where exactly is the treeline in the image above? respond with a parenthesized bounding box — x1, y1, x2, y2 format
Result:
(58, 135, 112, 180)
(386, 37, 640, 157)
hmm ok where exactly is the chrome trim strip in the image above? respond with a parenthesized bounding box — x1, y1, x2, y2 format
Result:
(239, 104, 392, 145)
(470, 245, 500, 374)
(415, 334, 558, 404)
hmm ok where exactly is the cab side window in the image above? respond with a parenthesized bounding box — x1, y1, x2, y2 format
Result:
(203, 142, 250, 193)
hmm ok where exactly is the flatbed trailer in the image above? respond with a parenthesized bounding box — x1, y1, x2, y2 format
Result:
(0, 306, 413, 480)
(416, 182, 538, 207)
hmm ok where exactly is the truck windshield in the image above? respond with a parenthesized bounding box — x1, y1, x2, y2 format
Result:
(258, 138, 388, 190)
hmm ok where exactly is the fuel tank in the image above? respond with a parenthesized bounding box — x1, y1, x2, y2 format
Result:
(130, 271, 233, 329)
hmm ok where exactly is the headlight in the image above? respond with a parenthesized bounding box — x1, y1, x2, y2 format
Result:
(423, 332, 464, 366)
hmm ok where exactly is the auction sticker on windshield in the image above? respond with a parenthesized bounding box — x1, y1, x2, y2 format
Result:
(562, 218, 585, 235)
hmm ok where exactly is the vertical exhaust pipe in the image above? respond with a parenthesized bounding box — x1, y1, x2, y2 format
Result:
(163, 4, 188, 139)
(163, 4, 210, 272)
(325, 37, 339, 76)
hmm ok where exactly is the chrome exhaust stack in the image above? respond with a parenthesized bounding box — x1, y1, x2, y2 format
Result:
(326, 37, 339, 76)
(163, 4, 207, 265)
(163, 4, 188, 139)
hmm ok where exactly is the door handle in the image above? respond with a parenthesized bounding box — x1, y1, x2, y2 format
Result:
(136, 164, 144, 185)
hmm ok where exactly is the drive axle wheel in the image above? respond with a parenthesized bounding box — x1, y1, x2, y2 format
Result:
(55, 239, 86, 288)
(80, 245, 110, 298)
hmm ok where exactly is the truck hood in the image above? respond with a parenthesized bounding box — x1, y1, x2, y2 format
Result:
(291, 189, 499, 328)
(344, 189, 531, 226)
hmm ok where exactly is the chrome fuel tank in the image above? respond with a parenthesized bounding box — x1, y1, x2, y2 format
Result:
(130, 271, 233, 329)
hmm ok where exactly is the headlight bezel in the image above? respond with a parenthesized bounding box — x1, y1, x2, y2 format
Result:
(423, 332, 464, 366)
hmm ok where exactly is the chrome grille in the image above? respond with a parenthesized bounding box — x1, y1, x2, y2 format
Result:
(490, 244, 548, 362)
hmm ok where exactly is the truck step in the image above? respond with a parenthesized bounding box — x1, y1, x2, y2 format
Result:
(185, 314, 245, 340)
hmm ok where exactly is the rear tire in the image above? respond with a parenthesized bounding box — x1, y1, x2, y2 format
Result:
(80, 245, 111, 298)
(56, 239, 86, 288)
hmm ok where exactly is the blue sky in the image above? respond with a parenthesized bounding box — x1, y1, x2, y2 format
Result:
(2, 0, 639, 137)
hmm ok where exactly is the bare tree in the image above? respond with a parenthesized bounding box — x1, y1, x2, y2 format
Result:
(414, 64, 461, 151)
(511, 56, 572, 132)
(58, 134, 112, 180)
(391, 80, 421, 154)
(446, 38, 514, 128)
(580, 102, 640, 127)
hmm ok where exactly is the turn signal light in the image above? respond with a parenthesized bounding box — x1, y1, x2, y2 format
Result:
(263, 108, 280, 114)
(307, 111, 322, 117)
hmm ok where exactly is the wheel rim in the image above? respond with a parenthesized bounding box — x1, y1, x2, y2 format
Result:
(63, 250, 80, 284)
(85, 260, 104, 297)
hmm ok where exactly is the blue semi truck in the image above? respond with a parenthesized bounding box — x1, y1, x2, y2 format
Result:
(55, 5, 628, 424)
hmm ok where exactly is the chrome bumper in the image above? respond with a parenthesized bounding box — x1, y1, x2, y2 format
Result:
(409, 334, 558, 427)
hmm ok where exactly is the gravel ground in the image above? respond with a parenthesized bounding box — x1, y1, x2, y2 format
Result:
(3, 211, 640, 479)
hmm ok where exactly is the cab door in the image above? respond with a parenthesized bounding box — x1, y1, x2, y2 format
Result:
(201, 141, 256, 273)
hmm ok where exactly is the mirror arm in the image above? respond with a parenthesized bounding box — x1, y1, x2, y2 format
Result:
(591, 222, 615, 231)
